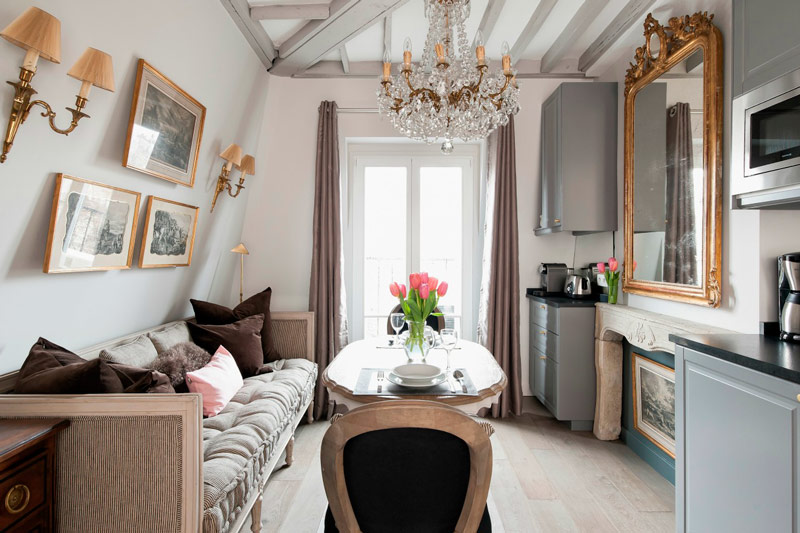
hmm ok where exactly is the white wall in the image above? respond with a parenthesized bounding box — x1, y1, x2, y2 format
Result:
(0, 0, 269, 374)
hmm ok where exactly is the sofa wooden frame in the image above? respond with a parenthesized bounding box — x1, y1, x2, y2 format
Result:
(0, 311, 315, 533)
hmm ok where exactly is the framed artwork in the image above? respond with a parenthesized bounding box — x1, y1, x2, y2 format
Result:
(139, 196, 199, 268)
(123, 59, 206, 187)
(44, 174, 141, 273)
(632, 353, 676, 458)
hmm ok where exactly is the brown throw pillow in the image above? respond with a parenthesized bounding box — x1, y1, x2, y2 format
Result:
(187, 314, 265, 377)
(190, 288, 279, 362)
(149, 342, 212, 392)
(14, 338, 174, 394)
(15, 338, 124, 394)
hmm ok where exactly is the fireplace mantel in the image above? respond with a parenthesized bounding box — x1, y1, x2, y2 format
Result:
(593, 303, 731, 440)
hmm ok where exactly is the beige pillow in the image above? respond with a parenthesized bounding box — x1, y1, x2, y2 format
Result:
(99, 335, 158, 367)
(148, 322, 192, 354)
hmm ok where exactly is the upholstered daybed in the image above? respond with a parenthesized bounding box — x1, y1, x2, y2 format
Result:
(0, 311, 317, 533)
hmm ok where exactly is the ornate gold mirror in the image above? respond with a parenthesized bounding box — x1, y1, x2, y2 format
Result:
(623, 12, 723, 307)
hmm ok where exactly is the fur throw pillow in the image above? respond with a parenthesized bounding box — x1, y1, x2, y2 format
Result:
(149, 342, 212, 392)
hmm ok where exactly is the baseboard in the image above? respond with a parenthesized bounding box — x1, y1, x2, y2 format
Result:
(621, 427, 675, 484)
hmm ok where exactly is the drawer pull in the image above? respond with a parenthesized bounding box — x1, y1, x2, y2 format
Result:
(554, 219, 561, 224)
(540, 330, 546, 335)
(5, 483, 30, 515)
(797, 394, 800, 402)
(539, 356, 546, 360)
(539, 305, 546, 310)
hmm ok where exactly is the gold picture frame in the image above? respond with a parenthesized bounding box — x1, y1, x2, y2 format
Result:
(44, 174, 141, 274)
(632, 353, 676, 459)
(122, 59, 206, 187)
(622, 13, 723, 307)
(138, 196, 199, 268)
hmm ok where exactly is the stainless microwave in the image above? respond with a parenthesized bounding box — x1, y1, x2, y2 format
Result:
(732, 67, 800, 208)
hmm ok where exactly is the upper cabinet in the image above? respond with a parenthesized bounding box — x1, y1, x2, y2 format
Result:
(535, 83, 618, 236)
(733, 0, 800, 97)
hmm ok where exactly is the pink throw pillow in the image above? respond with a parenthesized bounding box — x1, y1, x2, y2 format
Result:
(186, 346, 243, 416)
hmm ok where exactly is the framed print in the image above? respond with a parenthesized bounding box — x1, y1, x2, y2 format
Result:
(44, 174, 141, 273)
(632, 353, 676, 458)
(123, 59, 206, 187)
(139, 196, 199, 268)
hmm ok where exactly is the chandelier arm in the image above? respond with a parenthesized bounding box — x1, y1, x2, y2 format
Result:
(488, 74, 513, 99)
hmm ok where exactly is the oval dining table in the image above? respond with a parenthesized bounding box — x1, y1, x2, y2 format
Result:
(321, 337, 507, 416)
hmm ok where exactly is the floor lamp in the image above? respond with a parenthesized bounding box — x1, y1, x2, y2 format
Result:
(231, 243, 249, 303)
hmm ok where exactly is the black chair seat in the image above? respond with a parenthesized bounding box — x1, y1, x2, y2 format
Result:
(324, 504, 492, 533)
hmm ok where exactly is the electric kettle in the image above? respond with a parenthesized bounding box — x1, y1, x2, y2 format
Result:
(564, 270, 592, 298)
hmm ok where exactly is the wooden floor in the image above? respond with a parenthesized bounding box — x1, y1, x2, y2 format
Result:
(249, 397, 675, 532)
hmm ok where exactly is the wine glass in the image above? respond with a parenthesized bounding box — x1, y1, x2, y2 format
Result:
(390, 313, 405, 346)
(440, 328, 458, 374)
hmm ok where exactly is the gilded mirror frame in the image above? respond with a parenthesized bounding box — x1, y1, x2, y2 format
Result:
(623, 12, 723, 307)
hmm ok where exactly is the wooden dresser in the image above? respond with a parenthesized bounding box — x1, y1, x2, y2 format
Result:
(0, 419, 69, 533)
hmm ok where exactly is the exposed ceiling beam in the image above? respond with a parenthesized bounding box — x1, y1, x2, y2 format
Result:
(294, 59, 592, 79)
(340, 46, 350, 74)
(510, 0, 557, 62)
(578, 0, 655, 72)
(271, 0, 410, 77)
(219, 0, 276, 67)
(541, 0, 610, 73)
(250, 3, 330, 20)
(383, 15, 392, 58)
(472, 0, 506, 48)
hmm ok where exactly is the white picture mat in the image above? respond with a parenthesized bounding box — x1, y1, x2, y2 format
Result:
(47, 177, 139, 272)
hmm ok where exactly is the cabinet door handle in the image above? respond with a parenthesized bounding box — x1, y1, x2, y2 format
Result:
(540, 330, 546, 335)
(5, 484, 30, 514)
(539, 355, 546, 360)
(539, 305, 546, 310)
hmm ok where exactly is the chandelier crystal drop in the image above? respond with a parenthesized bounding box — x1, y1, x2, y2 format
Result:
(377, 0, 521, 153)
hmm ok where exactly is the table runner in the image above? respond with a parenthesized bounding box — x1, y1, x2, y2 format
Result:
(353, 368, 478, 396)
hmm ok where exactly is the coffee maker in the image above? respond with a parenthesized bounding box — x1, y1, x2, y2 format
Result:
(778, 253, 800, 342)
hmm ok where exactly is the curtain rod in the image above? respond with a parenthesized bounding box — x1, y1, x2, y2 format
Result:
(337, 107, 378, 114)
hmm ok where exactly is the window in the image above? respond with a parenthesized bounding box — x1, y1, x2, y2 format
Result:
(347, 144, 480, 342)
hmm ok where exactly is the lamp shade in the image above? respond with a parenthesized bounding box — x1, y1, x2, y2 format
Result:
(0, 7, 61, 63)
(220, 143, 243, 165)
(238, 155, 255, 175)
(230, 243, 249, 255)
(67, 47, 115, 92)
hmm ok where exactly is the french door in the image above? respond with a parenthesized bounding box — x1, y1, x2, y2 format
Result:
(348, 148, 478, 342)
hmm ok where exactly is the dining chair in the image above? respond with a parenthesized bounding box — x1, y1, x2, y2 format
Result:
(385, 303, 446, 334)
(320, 400, 493, 533)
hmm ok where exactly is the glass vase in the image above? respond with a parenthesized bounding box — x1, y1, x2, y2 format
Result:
(403, 320, 434, 363)
(608, 278, 619, 304)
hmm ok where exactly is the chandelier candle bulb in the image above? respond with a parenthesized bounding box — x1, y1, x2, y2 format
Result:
(435, 43, 446, 65)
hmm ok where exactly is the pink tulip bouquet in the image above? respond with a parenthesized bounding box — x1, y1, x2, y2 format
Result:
(597, 257, 636, 304)
(389, 272, 448, 358)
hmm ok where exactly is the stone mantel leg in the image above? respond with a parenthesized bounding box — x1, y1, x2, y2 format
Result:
(594, 339, 623, 440)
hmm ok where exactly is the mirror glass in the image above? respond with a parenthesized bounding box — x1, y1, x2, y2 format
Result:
(631, 47, 705, 286)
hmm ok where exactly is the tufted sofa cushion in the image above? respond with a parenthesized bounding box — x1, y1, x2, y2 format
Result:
(200, 358, 317, 533)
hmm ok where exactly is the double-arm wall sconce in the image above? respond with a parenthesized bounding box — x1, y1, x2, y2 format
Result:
(0, 7, 114, 163)
(211, 143, 255, 212)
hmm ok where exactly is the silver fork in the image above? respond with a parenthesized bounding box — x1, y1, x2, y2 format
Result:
(377, 370, 384, 394)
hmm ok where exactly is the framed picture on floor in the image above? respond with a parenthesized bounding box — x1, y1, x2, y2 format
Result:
(123, 59, 206, 187)
(44, 174, 141, 273)
(632, 353, 676, 458)
(139, 196, 199, 268)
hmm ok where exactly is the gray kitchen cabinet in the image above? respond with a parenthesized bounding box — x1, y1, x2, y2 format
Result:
(733, 0, 800, 97)
(675, 345, 800, 532)
(535, 82, 618, 235)
(528, 296, 596, 430)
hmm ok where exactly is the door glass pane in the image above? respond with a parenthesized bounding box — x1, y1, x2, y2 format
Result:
(363, 166, 407, 338)
(419, 166, 462, 333)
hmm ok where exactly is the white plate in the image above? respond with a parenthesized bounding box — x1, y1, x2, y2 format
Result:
(392, 363, 442, 380)
(387, 372, 447, 389)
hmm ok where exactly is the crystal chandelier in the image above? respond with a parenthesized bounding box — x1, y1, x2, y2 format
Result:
(377, 0, 521, 154)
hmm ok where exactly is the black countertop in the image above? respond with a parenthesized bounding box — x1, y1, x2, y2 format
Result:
(670, 333, 800, 384)
(525, 288, 599, 308)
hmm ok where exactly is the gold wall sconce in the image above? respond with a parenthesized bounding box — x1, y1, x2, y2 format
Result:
(0, 7, 115, 163)
(211, 143, 255, 212)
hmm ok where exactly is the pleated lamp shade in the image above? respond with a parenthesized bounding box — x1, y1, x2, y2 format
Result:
(238, 155, 256, 175)
(230, 243, 249, 255)
(220, 143, 243, 165)
(67, 47, 115, 92)
(0, 6, 61, 63)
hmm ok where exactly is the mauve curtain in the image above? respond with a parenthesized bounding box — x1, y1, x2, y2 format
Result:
(663, 102, 696, 285)
(309, 101, 348, 420)
(482, 116, 523, 418)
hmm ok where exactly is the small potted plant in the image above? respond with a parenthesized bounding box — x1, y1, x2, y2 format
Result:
(389, 273, 448, 362)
